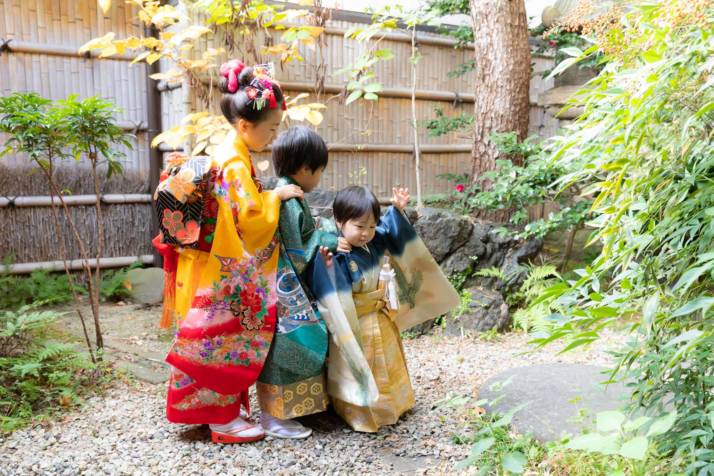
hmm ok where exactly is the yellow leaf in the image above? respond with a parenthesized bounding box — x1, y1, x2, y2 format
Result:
(98, 0, 111, 15)
(287, 107, 307, 122)
(303, 26, 324, 37)
(78, 32, 115, 54)
(306, 110, 323, 126)
(126, 37, 142, 49)
(160, 31, 175, 41)
(181, 112, 209, 125)
(99, 44, 118, 58)
(306, 103, 327, 109)
(146, 53, 162, 65)
(192, 142, 207, 156)
(131, 51, 150, 65)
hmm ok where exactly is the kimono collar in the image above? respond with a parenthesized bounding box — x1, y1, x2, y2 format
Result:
(216, 130, 253, 172)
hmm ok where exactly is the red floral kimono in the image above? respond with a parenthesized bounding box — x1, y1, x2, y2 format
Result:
(161, 132, 281, 424)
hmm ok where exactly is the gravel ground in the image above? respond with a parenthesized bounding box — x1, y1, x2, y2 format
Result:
(0, 329, 628, 476)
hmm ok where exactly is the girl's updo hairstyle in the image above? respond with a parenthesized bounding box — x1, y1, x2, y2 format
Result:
(218, 59, 285, 125)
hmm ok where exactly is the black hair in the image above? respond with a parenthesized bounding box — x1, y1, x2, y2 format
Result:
(272, 126, 328, 177)
(218, 66, 285, 124)
(333, 186, 381, 224)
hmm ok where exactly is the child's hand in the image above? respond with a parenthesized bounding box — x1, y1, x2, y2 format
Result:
(337, 237, 352, 254)
(391, 187, 410, 210)
(275, 184, 304, 201)
(319, 246, 334, 267)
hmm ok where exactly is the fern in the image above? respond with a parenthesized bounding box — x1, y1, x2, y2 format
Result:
(511, 265, 561, 333)
(0, 306, 97, 433)
(34, 342, 77, 362)
(474, 267, 506, 280)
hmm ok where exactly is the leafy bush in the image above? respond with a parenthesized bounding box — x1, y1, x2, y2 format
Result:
(530, 1, 714, 472)
(99, 263, 141, 301)
(0, 267, 83, 309)
(0, 305, 96, 432)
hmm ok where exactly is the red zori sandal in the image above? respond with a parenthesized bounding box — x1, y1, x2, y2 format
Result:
(209, 416, 265, 444)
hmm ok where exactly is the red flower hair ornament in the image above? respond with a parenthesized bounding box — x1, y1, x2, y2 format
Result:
(219, 59, 247, 94)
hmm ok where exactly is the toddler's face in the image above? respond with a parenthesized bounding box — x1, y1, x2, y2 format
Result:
(338, 212, 377, 248)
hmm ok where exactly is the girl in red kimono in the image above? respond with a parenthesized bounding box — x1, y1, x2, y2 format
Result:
(155, 60, 302, 443)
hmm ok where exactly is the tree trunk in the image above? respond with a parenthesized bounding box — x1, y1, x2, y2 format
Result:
(469, 0, 531, 220)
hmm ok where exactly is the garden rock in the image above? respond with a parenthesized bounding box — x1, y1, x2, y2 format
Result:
(502, 237, 544, 287)
(441, 228, 488, 276)
(125, 268, 165, 305)
(412, 207, 472, 262)
(444, 287, 510, 335)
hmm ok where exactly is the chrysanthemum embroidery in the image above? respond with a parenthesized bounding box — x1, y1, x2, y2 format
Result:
(162, 210, 184, 237)
(166, 168, 197, 203)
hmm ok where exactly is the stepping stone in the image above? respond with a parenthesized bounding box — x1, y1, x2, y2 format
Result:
(126, 267, 165, 305)
(480, 363, 630, 442)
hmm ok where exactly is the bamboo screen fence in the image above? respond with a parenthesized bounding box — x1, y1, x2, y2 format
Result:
(0, 0, 556, 271)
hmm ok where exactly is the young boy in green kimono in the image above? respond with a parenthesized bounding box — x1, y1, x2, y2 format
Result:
(256, 125, 349, 438)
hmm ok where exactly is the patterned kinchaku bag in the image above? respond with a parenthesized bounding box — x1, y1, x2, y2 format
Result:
(154, 155, 213, 247)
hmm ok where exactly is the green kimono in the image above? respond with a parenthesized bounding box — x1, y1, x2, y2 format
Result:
(257, 177, 338, 419)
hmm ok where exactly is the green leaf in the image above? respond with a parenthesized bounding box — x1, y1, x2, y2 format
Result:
(560, 46, 584, 57)
(641, 48, 662, 63)
(471, 436, 495, 456)
(673, 265, 710, 292)
(597, 411, 626, 433)
(345, 89, 363, 105)
(566, 433, 621, 454)
(671, 298, 714, 317)
(546, 57, 580, 80)
(363, 82, 383, 93)
(501, 451, 527, 474)
(619, 436, 648, 460)
(646, 410, 677, 437)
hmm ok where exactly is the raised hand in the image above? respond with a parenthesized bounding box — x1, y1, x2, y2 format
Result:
(391, 187, 410, 210)
(319, 246, 334, 267)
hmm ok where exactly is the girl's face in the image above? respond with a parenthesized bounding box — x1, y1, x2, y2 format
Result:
(337, 211, 377, 248)
(236, 108, 283, 152)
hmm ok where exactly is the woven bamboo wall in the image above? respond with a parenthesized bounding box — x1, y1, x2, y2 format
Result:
(0, 0, 155, 264)
(0, 1, 557, 266)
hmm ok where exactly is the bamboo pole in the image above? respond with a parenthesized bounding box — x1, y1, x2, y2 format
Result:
(0, 194, 152, 207)
(0, 39, 139, 62)
(1, 255, 155, 274)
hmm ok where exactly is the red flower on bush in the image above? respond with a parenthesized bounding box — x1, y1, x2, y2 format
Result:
(455, 184, 465, 193)
(549, 40, 557, 48)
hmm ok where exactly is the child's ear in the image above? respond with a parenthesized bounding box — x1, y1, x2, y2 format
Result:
(237, 118, 251, 134)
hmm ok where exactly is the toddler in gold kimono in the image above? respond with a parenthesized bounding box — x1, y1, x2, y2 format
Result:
(307, 186, 460, 432)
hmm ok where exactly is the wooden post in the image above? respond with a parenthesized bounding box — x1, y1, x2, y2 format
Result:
(145, 24, 163, 268)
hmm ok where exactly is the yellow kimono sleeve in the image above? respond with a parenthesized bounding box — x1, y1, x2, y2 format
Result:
(220, 159, 281, 252)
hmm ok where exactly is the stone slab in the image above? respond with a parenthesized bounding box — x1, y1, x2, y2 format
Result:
(480, 363, 630, 442)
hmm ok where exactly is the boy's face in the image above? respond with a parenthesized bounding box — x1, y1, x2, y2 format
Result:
(337, 212, 377, 248)
(291, 165, 324, 193)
